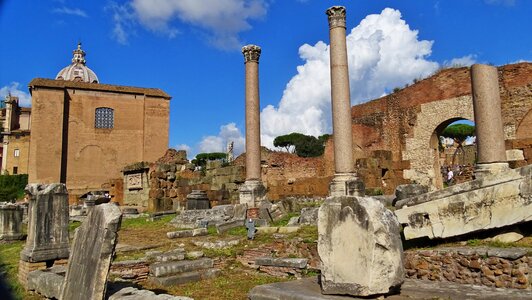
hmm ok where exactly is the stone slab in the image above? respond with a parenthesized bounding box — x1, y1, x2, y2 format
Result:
(255, 257, 308, 269)
(148, 268, 220, 287)
(27, 270, 64, 299)
(167, 228, 208, 239)
(278, 226, 300, 234)
(248, 277, 532, 300)
(149, 258, 214, 277)
(108, 286, 193, 300)
(395, 166, 532, 240)
(318, 196, 404, 296)
(61, 203, 122, 300)
(216, 219, 244, 234)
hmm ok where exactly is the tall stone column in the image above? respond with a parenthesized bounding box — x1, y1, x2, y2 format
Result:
(326, 6, 364, 197)
(239, 45, 265, 209)
(470, 64, 509, 177)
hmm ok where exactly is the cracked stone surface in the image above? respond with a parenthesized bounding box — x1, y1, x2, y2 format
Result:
(395, 165, 532, 240)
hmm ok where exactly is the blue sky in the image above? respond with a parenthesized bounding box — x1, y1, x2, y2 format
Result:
(1, 0, 530, 158)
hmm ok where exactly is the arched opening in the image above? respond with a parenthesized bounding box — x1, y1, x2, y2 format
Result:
(430, 118, 476, 189)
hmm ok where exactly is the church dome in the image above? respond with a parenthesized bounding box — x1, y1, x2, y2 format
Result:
(56, 43, 99, 83)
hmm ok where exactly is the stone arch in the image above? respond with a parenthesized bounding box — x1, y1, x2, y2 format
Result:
(516, 108, 532, 139)
(430, 117, 475, 189)
(402, 95, 474, 190)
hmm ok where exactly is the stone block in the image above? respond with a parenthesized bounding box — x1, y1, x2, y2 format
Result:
(299, 207, 319, 225)
(318, 196, 404, 296)
(27, 270, 64, 299)
(186, 190, 210, 210)
(150, 249, 186, 262)
(216, 219, 245, 234)
(239, 180, 266, 207)
(61, 203, 122, 300)
(0, 203, 25, 240)
(20, 183, 70, 262)
(395, 166, 532, 240)
(149, 258, 214, 277)
(256, 227, 278, 234)
(167, 228, 207, 239)
(255, 257, 308, 269)
(287, 216, 299, 226)
(506, 149, 525, 161)
(277, 226, 300, 234)
(394, 184, 428, 206)
(108, 287, 193, 300)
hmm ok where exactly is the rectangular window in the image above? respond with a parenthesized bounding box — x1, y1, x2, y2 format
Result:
(13, 167, 18, 175)
(95, 107, 114, 129)
(14, 149, 20, 157)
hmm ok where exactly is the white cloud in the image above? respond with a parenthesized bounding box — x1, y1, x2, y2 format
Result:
(198, 123, 245, 155)
(259, 8, 439, 148)
(0, 82, 32, 107)
(444, 54, 477, 67)
(106, 2, 137, 45)
(129, 0, 268, 49)
(52, 7, 88, 18)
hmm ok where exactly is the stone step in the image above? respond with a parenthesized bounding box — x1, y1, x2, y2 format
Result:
(148, 268, 220, 287)
(166, 228, 208, 239)
(255, 257, 308, 269)
(150, 258, 214, 277)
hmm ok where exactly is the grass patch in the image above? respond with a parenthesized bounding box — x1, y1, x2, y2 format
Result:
(271, 213, 300, 227)
(121, 215, 175, 230)
(140, 268, 288, 300)
(0, 241, 39, 300)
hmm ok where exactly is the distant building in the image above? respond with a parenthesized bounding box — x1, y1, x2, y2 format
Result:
(0, 95, 31, 175)
(28, 43, 171, 201)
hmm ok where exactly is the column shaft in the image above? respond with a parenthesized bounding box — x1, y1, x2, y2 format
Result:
(471, 64, 507, 164)
(245, 61, 261, 180)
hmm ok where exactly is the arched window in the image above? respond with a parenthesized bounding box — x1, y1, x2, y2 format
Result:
(95, 107, 114, 129)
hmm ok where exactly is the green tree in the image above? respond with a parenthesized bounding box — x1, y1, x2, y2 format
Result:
(273, 132, 305, 153)
(273, 132, 327, 157)
(192, 152, 227, 167)
(0, 174, 28, 202)
(295, 135, 324, 157)
(440, 123, 476, 166)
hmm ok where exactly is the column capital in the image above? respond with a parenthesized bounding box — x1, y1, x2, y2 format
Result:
(326, 6, 346, 29)
(242, 44, 261, 63)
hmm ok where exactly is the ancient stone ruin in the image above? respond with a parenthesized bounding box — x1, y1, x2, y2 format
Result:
(61, 203, 122, 300)
(19, 183, 70, 287)
(0, 202, 25, 241)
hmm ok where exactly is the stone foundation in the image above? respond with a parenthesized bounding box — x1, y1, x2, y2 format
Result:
(18, 259, 68, 288)
(404, 247, 530, 290)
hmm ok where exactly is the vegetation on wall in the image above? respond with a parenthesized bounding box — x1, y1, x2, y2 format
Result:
(192, 152, 227, 167)
(0, 174, 28, 202)
(273, 132, 331, 158)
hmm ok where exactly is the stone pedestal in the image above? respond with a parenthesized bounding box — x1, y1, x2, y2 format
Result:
(475, 162, 509, 178)
(329, 173, 365, 197)
(20, 183, 70, 263)
(318, 196, 404, 296)
(186, 190, 210, 210)
(239, 180, 266, 208)
(470, 64, 509, 178)
(0, 203, 25, 241)
(61, 203, 122, 300)
(326, 6, 362, 196)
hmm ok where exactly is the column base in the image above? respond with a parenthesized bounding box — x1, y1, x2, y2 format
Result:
(20, 244, 70, 263)
(239, 180, 266, 208)
(329, 173, 365, 197)
(474, 162, 509, 179)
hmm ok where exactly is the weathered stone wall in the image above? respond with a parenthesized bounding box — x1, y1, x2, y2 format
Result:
(338, 62, 532, 193)
(405, 248, 530, 290)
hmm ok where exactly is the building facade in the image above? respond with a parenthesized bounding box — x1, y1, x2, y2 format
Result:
(1, 95, 31, 175)
(28, 44, 171, 200)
